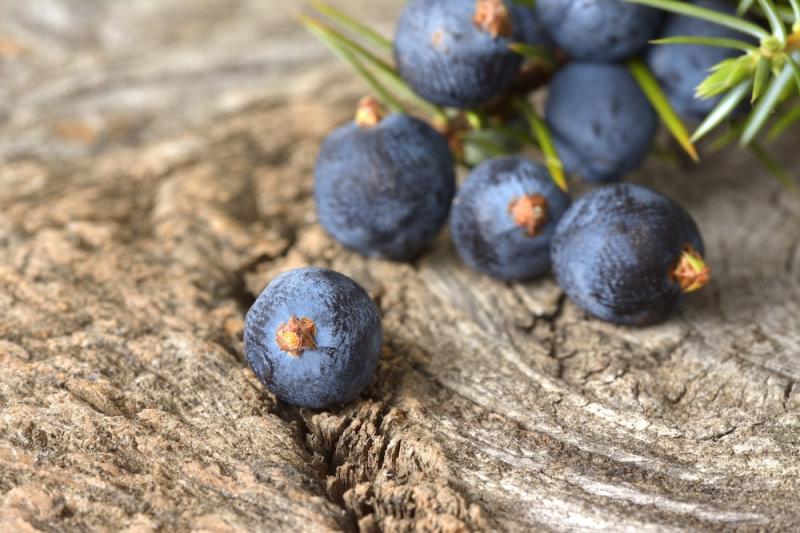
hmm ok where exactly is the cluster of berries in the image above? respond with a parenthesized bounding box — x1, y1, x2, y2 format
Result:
(245, 0, 720, 408)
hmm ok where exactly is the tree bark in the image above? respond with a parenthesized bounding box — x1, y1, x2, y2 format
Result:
(1, 1, 799, 531)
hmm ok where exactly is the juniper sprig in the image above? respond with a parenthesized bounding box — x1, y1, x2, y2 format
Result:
(301, 0, 800, 188)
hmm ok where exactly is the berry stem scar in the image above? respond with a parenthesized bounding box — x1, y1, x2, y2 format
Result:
(508, 194, 549, 236)
(473, 0, 512, 38)
(672, 245, 711, 293)
(355, 96, 387, 128)
(276, 316, 317, 356)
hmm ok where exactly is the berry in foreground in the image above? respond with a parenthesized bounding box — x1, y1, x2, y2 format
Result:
(545, 62, 656, 183)
(647, 0, 746, 120)
(244, 267, 383, 409)
(315, 98, 456, 261)
(535, 0, 661, 61)
(394, 0, 524, 108)
(551, 184, 710, 326)
(451, 156, 571, 280)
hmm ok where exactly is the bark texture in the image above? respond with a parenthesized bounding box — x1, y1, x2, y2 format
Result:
(1, 1, 799, 531)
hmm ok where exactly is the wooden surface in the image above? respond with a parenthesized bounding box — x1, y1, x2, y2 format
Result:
(1, 1, 799, 531)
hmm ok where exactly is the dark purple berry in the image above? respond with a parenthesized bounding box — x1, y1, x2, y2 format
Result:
(394, 0, 524, 108)
(647, 0, 749, 120)
(314, 98, 455, 261)
(551, 183, 710, 326)
(513, 4, 553, 48)
(535, 0, 662, 61)
(545, 62, 657, 183)
(451, 156, 571, 281)
(244, 267, 383, 409)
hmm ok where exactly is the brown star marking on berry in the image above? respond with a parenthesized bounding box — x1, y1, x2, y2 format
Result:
(474, 0, 512, 38)
(355, 96, 387, 128)
(275, 316, 317, 357)
(508, 194, 549, 237)
(671, 245, 711, 293)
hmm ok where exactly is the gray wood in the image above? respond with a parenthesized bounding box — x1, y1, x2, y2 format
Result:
(1, 1, 798, 531)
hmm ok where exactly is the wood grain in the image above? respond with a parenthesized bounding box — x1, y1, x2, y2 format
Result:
(1, 1, 798, 531)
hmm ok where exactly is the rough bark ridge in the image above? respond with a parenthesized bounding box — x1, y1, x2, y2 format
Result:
(1, 1, 799, 531)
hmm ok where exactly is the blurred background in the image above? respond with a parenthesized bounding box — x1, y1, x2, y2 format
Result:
(0, 0, 399, 162)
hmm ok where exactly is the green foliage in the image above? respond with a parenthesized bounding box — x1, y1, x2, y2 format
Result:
(737, 0, 757, 16)
(627, 0, 800, 147)
(751, 141, 796, 187)
(513, 98, 569, 192)
(650, 35, 756, 51)
(741, 60, 797, 144)
(628, 59, 698, 161)
(757, 0, 788, 42)
(301, 16, 406, 114)
(753, 55, 772, 101)
(509, 43, 554, 64)
(626, 0, 769, 38)
(309, 0, 392, 52)
(767, 102, 800, 138)
(696, 55, 757, 98)
(301, 1, 568, 190)
(692, 80, 752, 142)
(304, 0, 800, 187)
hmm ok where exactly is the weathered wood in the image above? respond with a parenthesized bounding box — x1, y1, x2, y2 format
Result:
(1, 1, 799, 531)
